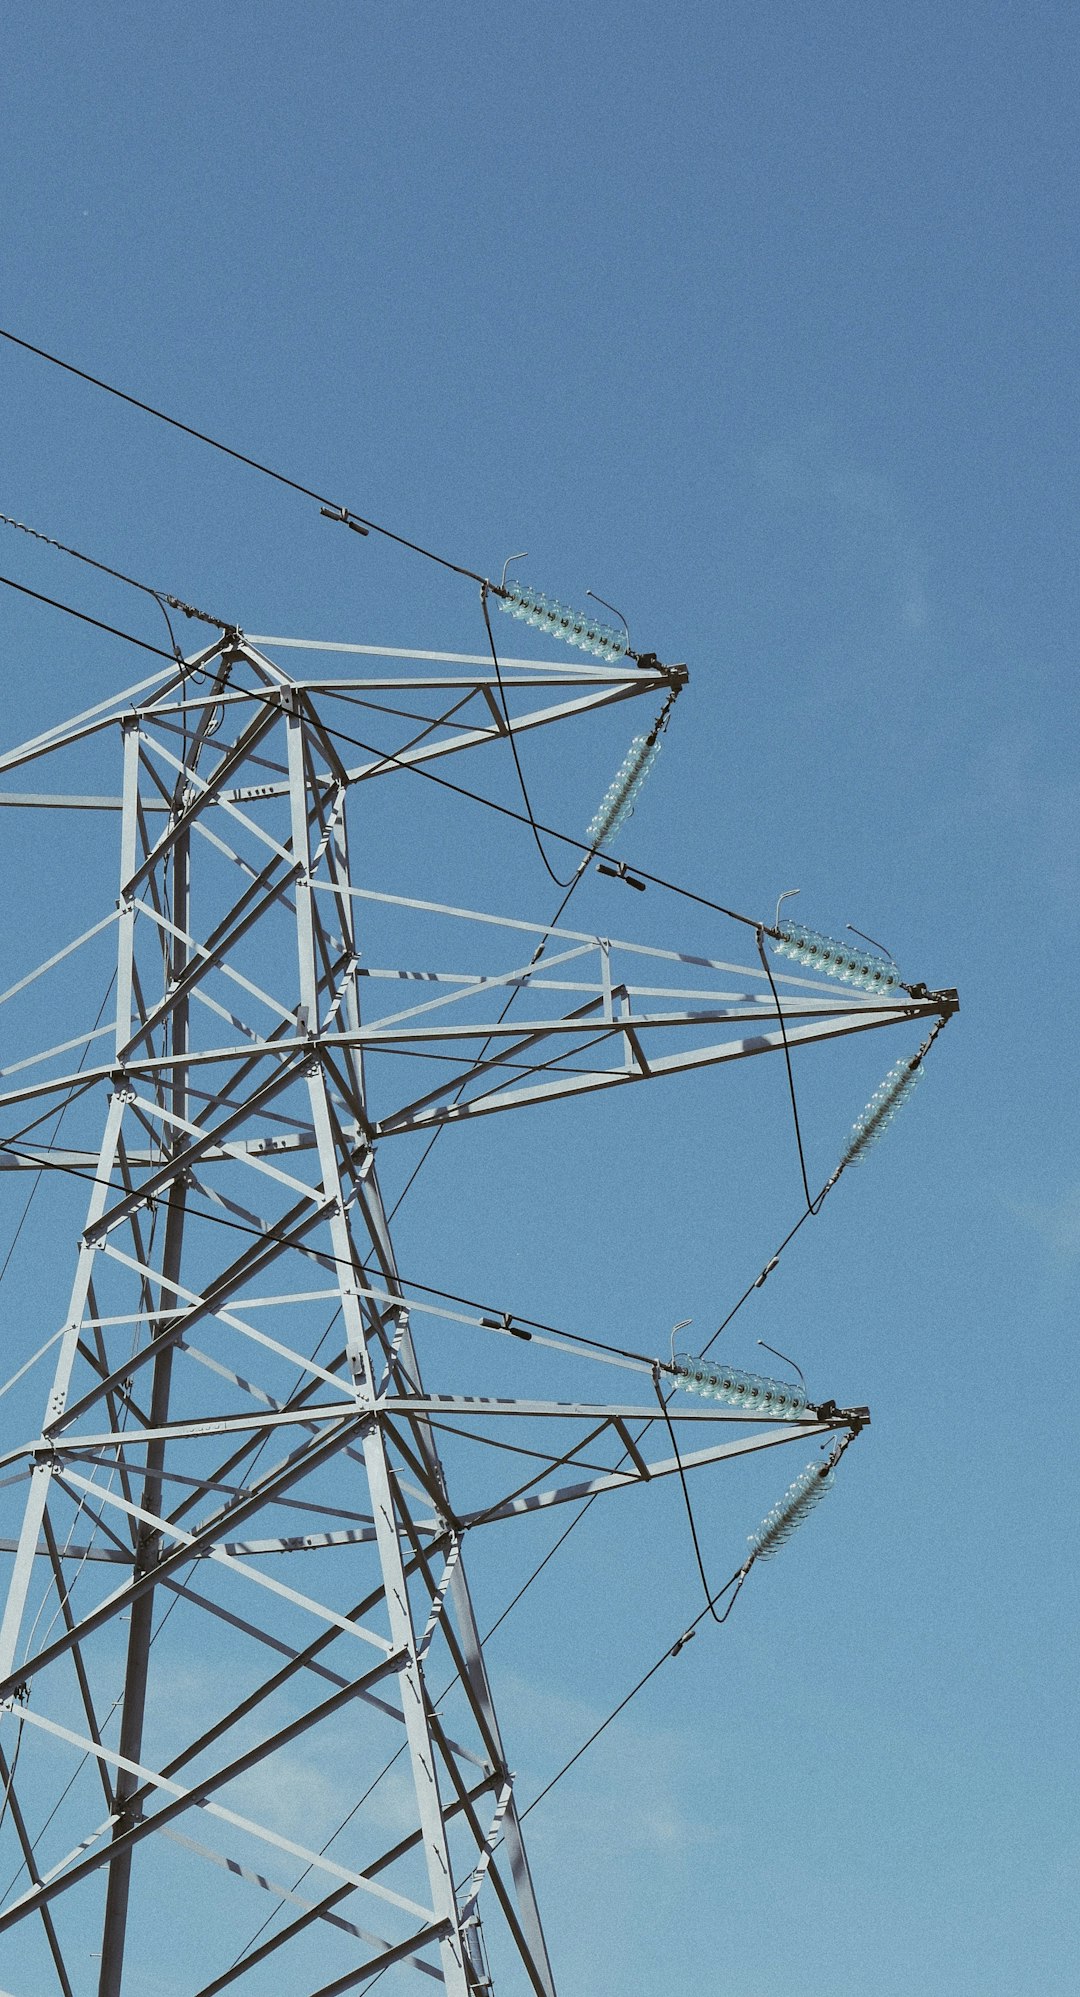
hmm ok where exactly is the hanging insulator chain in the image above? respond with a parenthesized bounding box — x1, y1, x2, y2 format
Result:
(586, 690, 678, 850)
(747, 1456, 836, 1561)
(842, 1053, 923, 1166)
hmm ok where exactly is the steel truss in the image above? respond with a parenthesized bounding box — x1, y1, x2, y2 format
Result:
(0, 632, 951, 1994)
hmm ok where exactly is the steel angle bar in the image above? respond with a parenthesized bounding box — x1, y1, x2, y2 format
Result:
(370, 998, 616, 1132)
(148, 1557, 491, 1789)
(0, 646, 213, 780)
(119, 866, 305, 1057)
(0, 1328, 67, 1402)
(308, 882, 839, 997)
(56, 1190, 346, 1430)
(245, 633, 657, 674)
(0, 789, 136, 808)
(334, 1276, 652, 1379)
(85, 1063, 316, 1242)
(336, 997, 908, 1044)
(52, 1468, 395, 1653)
(0, 910, 120, 1011)
(0, 1408, 377, 1704)
(0, 1668, 439, 1933)
(0, 1737, 78, 1997)
(118, 702, 286, 898)
(131, 898, 300, 1028)
(0, 1021, 116, 1086)
(0, 1536, 126, 1563)
(462, 1421, 839, 1526)
(110, 1083, 320, 1219)
(383, 1396, 834, 1423)
(191, 1769, 503, 1996)
(189, 983, 269, 1045)
(161, 1826, 448, 1983)
(209, 679, 654, 807)
(374, 1001, 942, 1135)
(39, 1512, 116, 1811)
(0, 1089, 126, 1684)
(5, 1400, 362, 1463)
(345, 940, 600, 1036)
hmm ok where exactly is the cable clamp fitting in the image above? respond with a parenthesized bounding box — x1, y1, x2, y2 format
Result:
(596, 858, 647, 892)
(320, 505, 370, 537)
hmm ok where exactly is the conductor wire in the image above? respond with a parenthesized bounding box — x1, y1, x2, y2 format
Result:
(521, 1563, 748, 1822)
(0, 570, 176, 659)
(0, 511, 224, 656)
(757, 923, 813, 1212)
(651, 1364, 724, 1621)
(480, 581, 576, 889)
(0, 325, 487, 585)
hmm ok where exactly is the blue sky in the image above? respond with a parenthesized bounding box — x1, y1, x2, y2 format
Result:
(0, 5, 1077, 1994)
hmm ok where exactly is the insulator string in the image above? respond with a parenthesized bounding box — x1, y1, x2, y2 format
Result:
(497, 578, 629, 662)
(771, 919, 902, 995)
(746, 1454, 835, 1560)
(584, 691, 676, 851)
(842, 1053, 923, 1166)
(672, 1354, 809, 1418)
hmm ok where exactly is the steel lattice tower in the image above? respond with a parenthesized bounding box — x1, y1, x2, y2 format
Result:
(0, 630, 953, 1993)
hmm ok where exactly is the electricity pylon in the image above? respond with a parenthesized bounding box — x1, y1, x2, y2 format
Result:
(0, 632, 952, 1994)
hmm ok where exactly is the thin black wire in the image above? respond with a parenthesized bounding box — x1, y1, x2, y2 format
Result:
(480, 583, 575, 890)
(0, 511, 224, 652)
(0, 1720, 23, 1839)
(0, 1138, 662, 1373)
(651, 1365, 724, 1622)
(308, 708, 786, 931)
(520, 1564, 749, 1822)
(225, 1732, 408, 1972)
(757, 923, 813, 1212)
(525, 1402, 877, 1842)
(0, 325, 487, 586)
(386, 862, 587, 1223)
(0, 977, 116, 1298)
(699, 1011, 953, 1359)
(0, 570, 176, 660)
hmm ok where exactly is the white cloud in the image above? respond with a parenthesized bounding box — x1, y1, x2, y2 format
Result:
(1012, 1182, 1080, 1259)
(756, 433, 931, 637)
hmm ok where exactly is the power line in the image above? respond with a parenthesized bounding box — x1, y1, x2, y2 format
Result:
(0, 1136, 663, 1374)
(0, 325, 488, 586)
(480, 582, 576, 890)
(0, 570, 176, 660)
(520, 1564, 749, 1822)
(0, 511, 224, 647)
